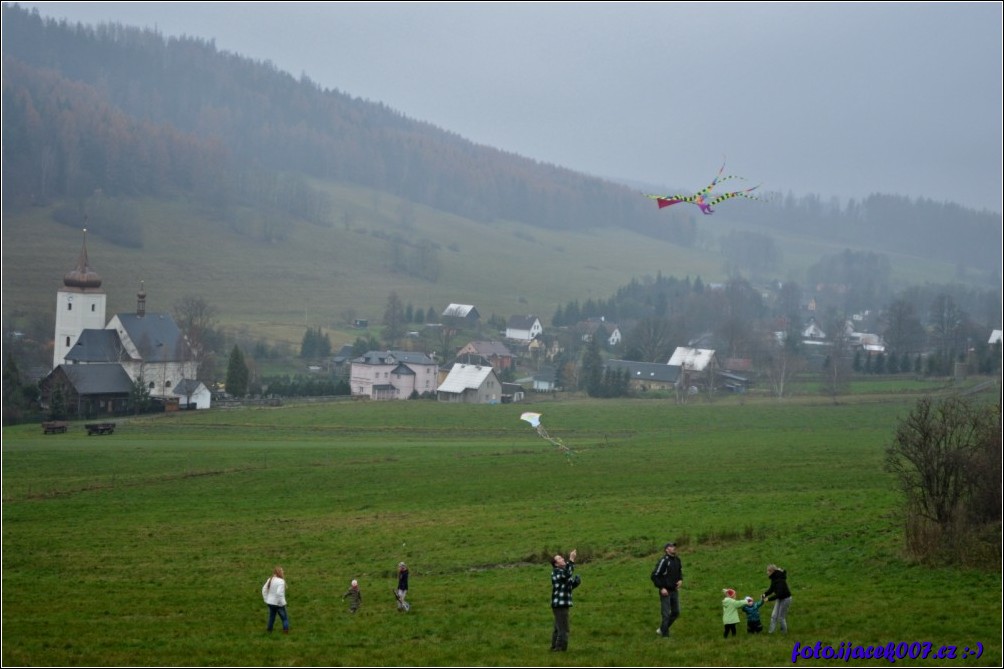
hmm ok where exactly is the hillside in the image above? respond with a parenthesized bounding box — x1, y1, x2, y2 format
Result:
(1, 4, 999, 350)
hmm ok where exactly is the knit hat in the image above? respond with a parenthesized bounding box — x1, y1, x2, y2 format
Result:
(723, 588, 736, 598)
(745, 596, 754, 605)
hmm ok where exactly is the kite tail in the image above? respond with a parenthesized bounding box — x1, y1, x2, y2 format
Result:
(536, 425, 574, 461)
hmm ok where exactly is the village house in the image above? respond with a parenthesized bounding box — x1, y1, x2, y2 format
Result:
(454, 340, 514, 372)
(442, 303, 480, 325)
(604, 359, 680, 392)
(532, 366, 558, 392)
(667, 346, 719, 392)
(436, 364, 501, 404)
(349, 350, 438, 399)
(578, 318, 622, 347)
(505, 315, 543, 342)
(501, 382, 526, 403)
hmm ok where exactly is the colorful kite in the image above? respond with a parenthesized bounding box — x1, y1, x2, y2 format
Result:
(520, 411, 573, 460)
(646, 160, 760, 215)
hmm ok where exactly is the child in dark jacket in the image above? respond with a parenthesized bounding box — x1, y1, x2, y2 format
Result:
(742, 595, 765, 633)
(342, 579, 362, 613)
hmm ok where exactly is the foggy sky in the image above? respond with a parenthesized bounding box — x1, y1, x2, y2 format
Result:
(15, 2, 1004, 214)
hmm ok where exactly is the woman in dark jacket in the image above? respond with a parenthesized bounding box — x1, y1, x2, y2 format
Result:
(762, 564, 792, 633)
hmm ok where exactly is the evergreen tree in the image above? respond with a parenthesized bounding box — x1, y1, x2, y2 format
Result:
(2, 354, 38, 425)
(226, 345, 249, 397)
(129, 375, 152, 415)
(581, 336, 604, 396)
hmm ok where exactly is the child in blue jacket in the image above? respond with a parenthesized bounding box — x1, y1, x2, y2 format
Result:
(742, 595, 765, 633)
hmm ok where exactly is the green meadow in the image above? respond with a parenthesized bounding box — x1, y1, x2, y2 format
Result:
(2, 396, 1000, 666)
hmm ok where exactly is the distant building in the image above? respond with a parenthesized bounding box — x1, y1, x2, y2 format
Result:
(533, 366, 558, 392)
(501, 382, 526, 403)
(436, 364, 501, 404)
(442, 303, 480, 323)
(604, 359, 680, 392)
(578, 318, 622, 347)
(506, 315, 543, 342)
(454, 340, 514, 371)
(40, 232, 205, 417)
(350, 350, 438, 399)
(667, 346, 719, 393)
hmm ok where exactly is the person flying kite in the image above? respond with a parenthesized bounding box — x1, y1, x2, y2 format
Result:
(646, 160, 760, 215)
(520, 411, 574, 460)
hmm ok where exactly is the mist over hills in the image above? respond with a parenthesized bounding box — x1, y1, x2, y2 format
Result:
(2, 4, 1000, 344)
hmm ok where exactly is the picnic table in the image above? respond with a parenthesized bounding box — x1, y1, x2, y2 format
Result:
(42, 420, 68, 434)
(85, 422, 116, 436)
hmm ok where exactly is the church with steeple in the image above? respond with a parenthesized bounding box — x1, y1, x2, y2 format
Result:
(40, 232, 210, 416)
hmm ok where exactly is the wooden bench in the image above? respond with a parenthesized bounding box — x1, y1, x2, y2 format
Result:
(85, 422, 116, 436)
(42, 420, 68, 434)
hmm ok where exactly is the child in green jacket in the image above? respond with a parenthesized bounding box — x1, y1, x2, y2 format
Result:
(721, 588, 745, 638)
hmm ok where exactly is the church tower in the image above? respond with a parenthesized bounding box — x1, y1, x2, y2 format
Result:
(53, 230, 107, 368)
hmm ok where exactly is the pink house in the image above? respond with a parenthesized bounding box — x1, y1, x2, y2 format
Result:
(350, 350, 439, 399)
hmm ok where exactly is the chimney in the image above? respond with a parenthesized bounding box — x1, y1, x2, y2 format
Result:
(137, 281, 146, 317)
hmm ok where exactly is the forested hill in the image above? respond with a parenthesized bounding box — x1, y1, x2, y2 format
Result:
(2, 4, 1000, 275)
(1, 4, 692, 243)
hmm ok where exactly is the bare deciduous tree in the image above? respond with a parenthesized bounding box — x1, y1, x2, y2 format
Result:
(885, 396, 1001, 565)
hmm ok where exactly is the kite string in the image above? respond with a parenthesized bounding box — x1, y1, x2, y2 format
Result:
(536, 424, 573, 457)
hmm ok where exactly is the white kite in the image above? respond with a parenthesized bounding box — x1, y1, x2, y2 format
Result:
(520, 411, 573, 460)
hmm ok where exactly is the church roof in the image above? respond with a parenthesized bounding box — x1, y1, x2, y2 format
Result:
(55, 363, 134, 395)
(64, 329, 131, 363)
(62, 230, 103, 290)
(113, 313, 191, 362)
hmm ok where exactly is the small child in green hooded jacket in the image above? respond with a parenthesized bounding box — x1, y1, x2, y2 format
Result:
(721, 588, 745, 638)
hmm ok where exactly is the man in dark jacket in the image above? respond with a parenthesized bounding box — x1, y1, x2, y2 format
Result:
(550, 549, 580, 651)
(651, 541, 683, 638)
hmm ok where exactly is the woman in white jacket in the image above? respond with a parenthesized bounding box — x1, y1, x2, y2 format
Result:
(262, 566, 289, 633)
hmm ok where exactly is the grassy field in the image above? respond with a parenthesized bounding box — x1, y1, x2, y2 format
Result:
(2, 395, 1000, 666)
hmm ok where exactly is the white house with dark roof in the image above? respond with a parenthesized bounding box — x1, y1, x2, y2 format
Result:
(173, 379, 212, 410)
(506, 315, 543, 342)
(436, 364, 501, 404)
(350, 350, 439, 399)
(579, 318, 622, 347)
